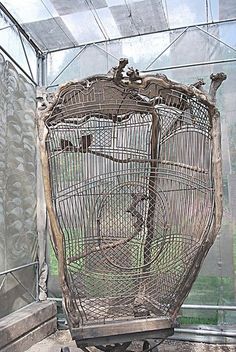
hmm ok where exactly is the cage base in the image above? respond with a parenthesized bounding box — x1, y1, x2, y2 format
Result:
(70, 317, 173, 347)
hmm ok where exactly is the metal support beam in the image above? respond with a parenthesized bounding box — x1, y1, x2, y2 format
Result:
(46, 84, 60, 90)
(11, 271, 36, 300)
(182, 304, 236, 311)
(37, 53, 47, 87)
(35, 261, 39, 301)
(195, 25, 236, 53)
(48, 45, 87, 87)
(0, 275, 7, 291)
(85, 0, 109, 41)
(93, 43, 119, 62)
(145, 27, 189, 70)
(47, 18, 236, 54)
(17, 28, 34, 80)
(142, 57, 236, 73)
(0, 23, 14, 32)
(175, 328, 236, 338)
(48, 297, 236, 312)
(0, 261, 39, 301)
(0, 261, 39, 276)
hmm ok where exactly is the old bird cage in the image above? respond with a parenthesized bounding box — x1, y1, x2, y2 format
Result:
(38, 59, 226, 351)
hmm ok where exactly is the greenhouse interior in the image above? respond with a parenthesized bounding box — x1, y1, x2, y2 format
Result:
(0, 0, 236, 351)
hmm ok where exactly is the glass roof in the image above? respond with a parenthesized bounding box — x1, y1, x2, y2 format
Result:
(1, 0, 235, 52)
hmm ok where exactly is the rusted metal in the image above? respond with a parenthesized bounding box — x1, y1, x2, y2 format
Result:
(38, 59, 225, 350)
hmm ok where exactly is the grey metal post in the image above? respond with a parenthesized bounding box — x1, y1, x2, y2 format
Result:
(37, 53, 47, 87)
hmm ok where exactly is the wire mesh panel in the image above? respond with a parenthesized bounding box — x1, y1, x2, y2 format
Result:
(38, 60, 225, 333)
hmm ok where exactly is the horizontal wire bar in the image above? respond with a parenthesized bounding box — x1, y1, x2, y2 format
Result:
(0, 261, 38, 276)
(182, 304, 236, 311)
(46, 57, 236, 89)
(48, 297, 63, 301)
(47, 297, 236, 312)
(175, 328, 236, 338)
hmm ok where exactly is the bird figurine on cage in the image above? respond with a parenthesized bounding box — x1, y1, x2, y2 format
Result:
(54, 134, 93, 153)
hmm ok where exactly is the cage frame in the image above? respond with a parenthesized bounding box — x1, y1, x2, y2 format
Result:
(37, 59, 226, 350)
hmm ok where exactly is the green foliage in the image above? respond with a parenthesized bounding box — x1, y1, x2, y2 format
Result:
(185, 276, 234, 305)
(48, 225, 236, 325)
(179, 315, 218, 325)
(180, 276, 235, 325)
(49, 242, 58, 275)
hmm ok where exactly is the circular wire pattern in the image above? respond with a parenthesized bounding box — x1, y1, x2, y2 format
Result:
(97, 181, 169, 271)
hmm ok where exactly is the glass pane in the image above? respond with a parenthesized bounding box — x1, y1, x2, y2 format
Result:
(146, 24, 236, 71)
(219, 21, 236, 48)
(0, 27, 29, 71)
(62, 11, 105, 44)
(47, 30, 171, 87)
(120, 31, 170, 69)
(47, 44, 114, 87)
(0, 26, 37, 79)
(0, 266, 37, 318)
(95, 7, 121, 39)
(1, 0, 54, 23)
(219, 0, 236, 21)
(165, 0, 206, 27)
(154, 61, 236, 326)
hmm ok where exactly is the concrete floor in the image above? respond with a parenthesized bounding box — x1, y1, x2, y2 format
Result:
(26, 331, 236, 352)
(26, 330, 77, 352)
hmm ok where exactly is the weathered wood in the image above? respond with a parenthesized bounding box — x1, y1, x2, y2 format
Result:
(50, 149, 208, 173)
(38, 119, 80, 326)
(171, 103, 224, 319)
(71, 317, 173, 340)
(67, 193, 146, 264)
(209, 73, 227, 102)
(0, 301, 57, 350)
(144, 110, 160, 269)
(38, 59, 225, 339)
(1, 318, 57, 352)
(210, 107, 223, 239)
(75, 329, 174, 348)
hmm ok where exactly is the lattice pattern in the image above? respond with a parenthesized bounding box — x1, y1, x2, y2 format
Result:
(39, 68, 224, 330)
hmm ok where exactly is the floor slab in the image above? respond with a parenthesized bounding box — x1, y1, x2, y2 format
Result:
(26, 330, 236, 352)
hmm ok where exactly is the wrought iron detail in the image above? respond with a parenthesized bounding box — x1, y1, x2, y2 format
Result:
(38, 59, 225, 346)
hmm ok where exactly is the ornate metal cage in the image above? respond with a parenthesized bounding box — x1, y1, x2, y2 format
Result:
(38, 59, 226, 351)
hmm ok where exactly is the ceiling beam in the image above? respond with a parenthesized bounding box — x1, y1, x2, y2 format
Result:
(47, 17, 236, 54)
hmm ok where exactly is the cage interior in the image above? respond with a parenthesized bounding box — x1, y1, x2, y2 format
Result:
(45, 81, 214, 326)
